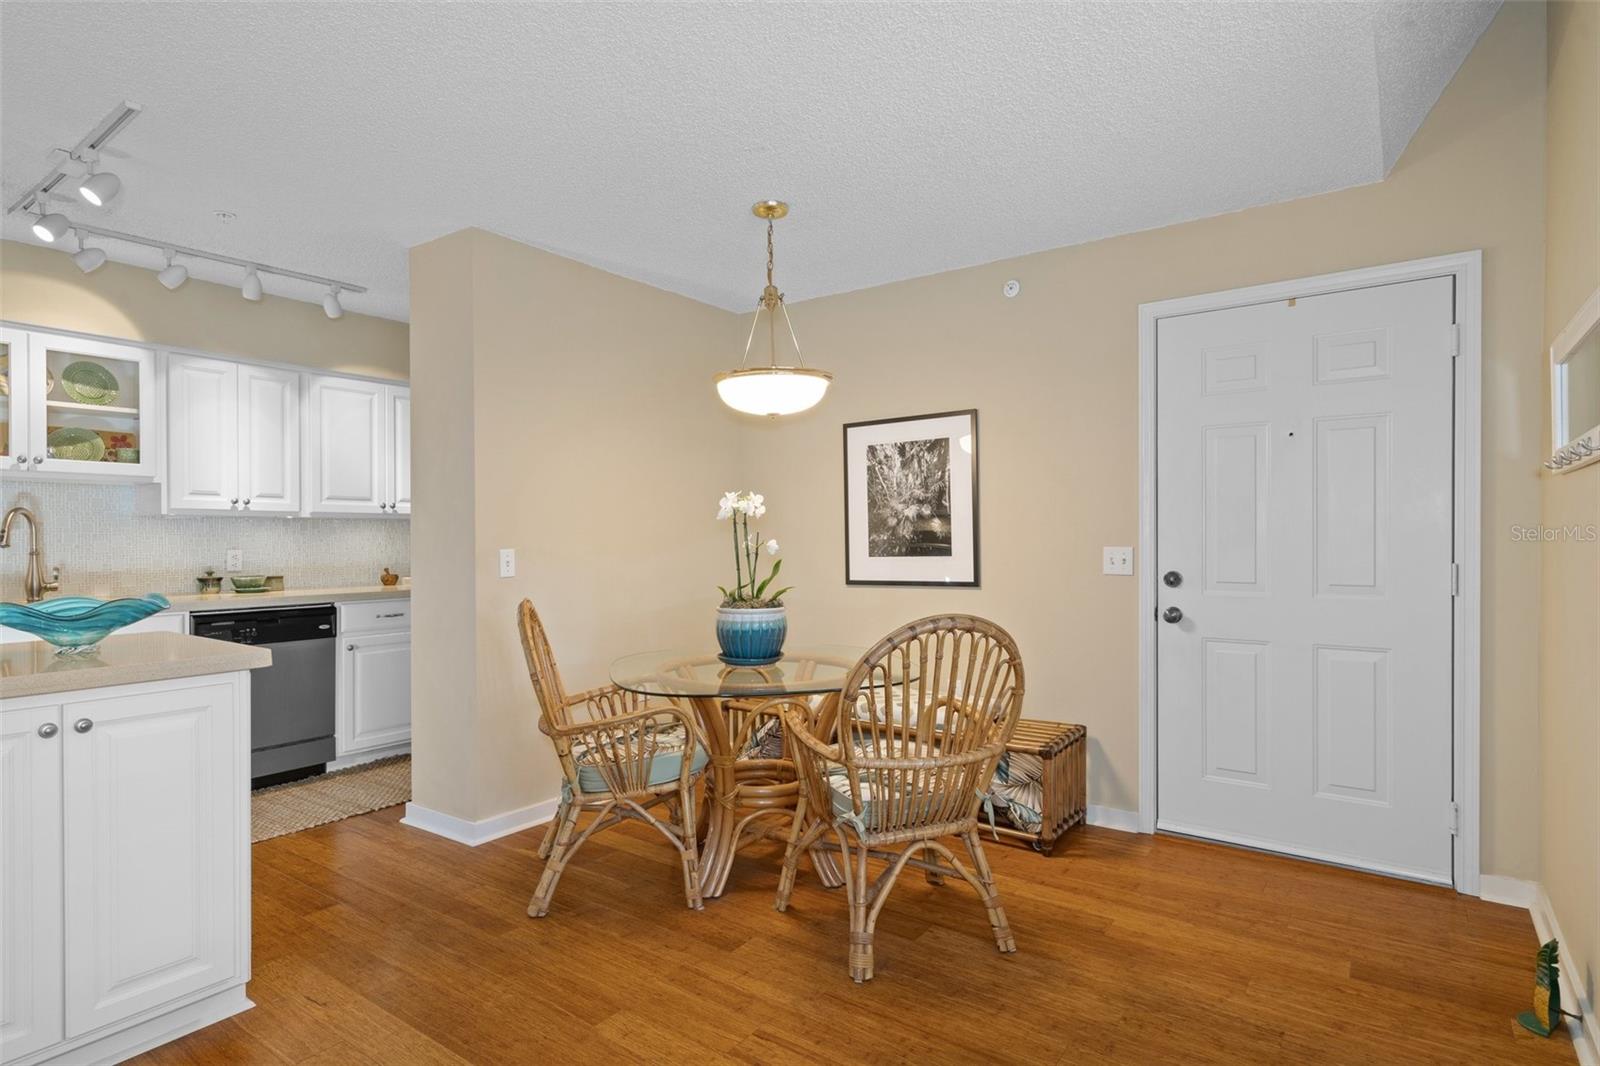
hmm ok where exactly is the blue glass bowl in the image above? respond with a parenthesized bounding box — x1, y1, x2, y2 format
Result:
(0, 594, 172, 653)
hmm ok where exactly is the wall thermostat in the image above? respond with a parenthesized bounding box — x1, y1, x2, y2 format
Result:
(1003, 279, 1021, 298)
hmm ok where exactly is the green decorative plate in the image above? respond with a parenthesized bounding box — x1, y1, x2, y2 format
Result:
(60, 361, 120, 405)
(47, 426, 106, 462)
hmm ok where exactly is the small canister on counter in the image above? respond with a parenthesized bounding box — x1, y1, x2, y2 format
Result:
(196, 569, 223, 595)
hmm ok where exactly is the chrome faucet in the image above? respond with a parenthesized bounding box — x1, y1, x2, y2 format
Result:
(0, 506, 61, 603)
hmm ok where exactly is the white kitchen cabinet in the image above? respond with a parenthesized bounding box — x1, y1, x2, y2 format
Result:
(304, 374, 408, 517)
(0, 326, 34, 474)
(336, 598, 411, 760)
(166, 354, 300, 515)
(388, 386, 411, 515)
(237, 363, 301, 513)
(0, 705, 65, 1062)
(0, 671, 250, 1066)
(166, 354, 237, 512)
(3, 330, 156, 481)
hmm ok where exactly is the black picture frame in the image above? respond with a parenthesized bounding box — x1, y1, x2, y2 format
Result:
(843, 409, 980, 587)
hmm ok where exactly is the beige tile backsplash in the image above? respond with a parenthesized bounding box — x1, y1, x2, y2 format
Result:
(0, 480, 409, 601)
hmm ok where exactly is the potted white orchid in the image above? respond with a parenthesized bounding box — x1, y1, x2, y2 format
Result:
(714, 490, 791, 665)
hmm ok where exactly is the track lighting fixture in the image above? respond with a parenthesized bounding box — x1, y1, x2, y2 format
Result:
(157, 250, 188, 290)
(31, 207, 70, 243)
(77, 167, 121, 208)
(322, 286, 343, 320)
(241, 267, 263, 302)
(71, 234, 107, 273)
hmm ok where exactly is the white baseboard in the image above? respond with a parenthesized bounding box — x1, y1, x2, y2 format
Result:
(1086, 805, 1141, 833)
(21, 984, 251, 1066)
(1479, 874, 1539, 909)
(401, 796, 559, 847)
(327, 742, 410, 773)
(1526, 882, 1600, 1065)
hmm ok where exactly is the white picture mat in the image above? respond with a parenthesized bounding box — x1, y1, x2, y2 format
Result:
(846, 412, 976, 583)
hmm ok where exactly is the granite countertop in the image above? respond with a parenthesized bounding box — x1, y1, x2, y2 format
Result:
(0, 632, 273, 700)
(165, 584, 411, 612)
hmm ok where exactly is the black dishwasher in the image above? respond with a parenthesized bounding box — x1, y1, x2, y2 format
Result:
(193, 604, 337, 785)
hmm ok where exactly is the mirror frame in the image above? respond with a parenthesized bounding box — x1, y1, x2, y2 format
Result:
(1548, 285, 1600, 475)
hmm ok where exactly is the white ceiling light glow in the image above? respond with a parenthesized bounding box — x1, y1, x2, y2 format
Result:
(77, 168, 122, 207)
(241, 267, 263, 301)
(157, 251, 188, 290)
(71, 235, 107, 273)
(715, 201, 832, 418)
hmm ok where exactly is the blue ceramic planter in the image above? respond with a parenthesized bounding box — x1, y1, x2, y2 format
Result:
(716, 605, 787, 666)
(0, 594, 171, 653)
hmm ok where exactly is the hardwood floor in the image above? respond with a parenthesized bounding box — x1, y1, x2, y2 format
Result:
(139, 807, 1575, 1065)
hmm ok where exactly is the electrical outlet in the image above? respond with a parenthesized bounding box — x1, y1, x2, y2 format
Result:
(1102, 546, 1133, 576)
(498, 548, 516, 578)
(225, 549, 243, 573)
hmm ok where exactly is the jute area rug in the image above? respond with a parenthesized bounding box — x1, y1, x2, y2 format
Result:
(251, 755, 411, 843)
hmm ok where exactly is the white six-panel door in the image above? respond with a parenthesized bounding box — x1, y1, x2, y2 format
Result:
(1155, 275, 1456, 883)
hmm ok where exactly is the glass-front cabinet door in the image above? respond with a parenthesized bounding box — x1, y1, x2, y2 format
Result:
(23, 333, 156, 479)
(0, 327, 30, 472)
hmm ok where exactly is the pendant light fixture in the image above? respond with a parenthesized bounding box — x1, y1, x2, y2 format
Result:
(715, 200, 832, 417)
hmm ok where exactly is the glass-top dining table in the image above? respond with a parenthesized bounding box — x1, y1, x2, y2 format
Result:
(610, 645, 865, 898)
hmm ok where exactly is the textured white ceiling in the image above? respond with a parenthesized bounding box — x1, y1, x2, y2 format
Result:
(0, 1, 1498, 321)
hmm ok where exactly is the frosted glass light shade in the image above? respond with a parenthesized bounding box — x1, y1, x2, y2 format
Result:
(716, 367, 832, 416)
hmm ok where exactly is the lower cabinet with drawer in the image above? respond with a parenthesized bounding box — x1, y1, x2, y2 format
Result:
(335, 598, 412, 763)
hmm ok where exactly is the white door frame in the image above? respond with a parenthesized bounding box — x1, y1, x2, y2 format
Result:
(1137, 250, 1482, 896)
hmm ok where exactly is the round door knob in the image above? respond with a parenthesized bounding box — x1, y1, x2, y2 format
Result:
(1163, 570, 1183, 588)
(230, 497, 239, 505)
(37, 722, 58, 739)
(243, 498, 251, 507)
(73, 718, 94, 734)
(13, 455, 24, 465)
(1162, 607, 1183, 624)
(346, 643, 356, 651)
(32, 456, 44, 465)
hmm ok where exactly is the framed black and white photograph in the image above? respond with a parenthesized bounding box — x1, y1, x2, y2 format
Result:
(843, 409, 979, 586)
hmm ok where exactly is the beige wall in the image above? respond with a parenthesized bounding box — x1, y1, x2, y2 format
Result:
(745, 2, 1548, 878)
(1540, 0, 1599, 1021)
(0, 239, 408, 379)
(409, 228, 745, 822)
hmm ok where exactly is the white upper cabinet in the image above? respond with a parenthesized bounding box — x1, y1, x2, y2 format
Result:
(0, 327, 32, 473)
(305, 374, 408, 517)
(388, 385, 411, 515)
(6, 331, 156, 480)
(166, 355, 239, 512)
(237, 363, 301, 513)
(166, 355, 301, 514)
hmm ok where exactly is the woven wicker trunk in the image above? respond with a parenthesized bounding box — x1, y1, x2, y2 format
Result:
(990, 719, 1086, 853)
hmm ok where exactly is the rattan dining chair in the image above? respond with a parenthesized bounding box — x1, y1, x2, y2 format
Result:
(766, 614, 1024, 981)
(517, 598, 705, 916)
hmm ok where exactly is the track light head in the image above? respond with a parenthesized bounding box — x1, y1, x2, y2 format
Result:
(71, 235, 107, 274)
(157, 250, 188, 290)
(241, 267, 263, 302)
(31, 208, 70, 243)
(78, 170, 121, 208)
(322, 286, 343, 319)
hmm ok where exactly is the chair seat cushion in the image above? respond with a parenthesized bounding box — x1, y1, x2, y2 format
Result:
(572, 722, 708, 794)
(823, 762, 967, 828)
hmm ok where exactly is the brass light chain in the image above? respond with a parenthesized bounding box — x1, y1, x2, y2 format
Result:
(737, 208, 807, 370)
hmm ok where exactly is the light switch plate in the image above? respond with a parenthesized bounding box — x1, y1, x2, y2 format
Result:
(498, 548, 516, 578)
(225, 549, 243, 572)
(1103, 546, 1133, 575)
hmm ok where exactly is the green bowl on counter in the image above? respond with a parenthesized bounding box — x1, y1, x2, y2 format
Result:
(229, 575, 270, 593)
